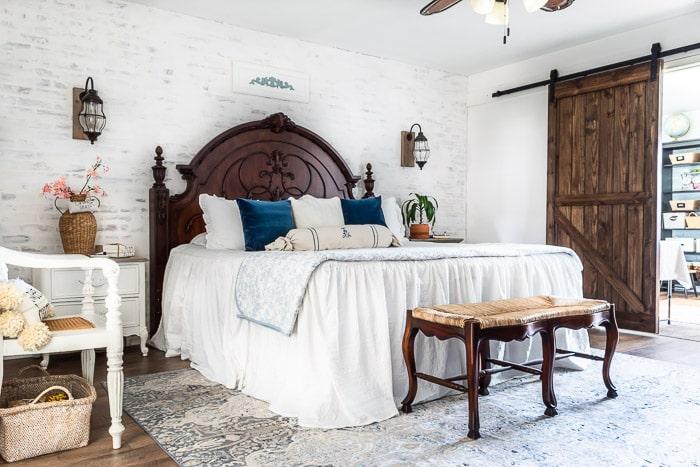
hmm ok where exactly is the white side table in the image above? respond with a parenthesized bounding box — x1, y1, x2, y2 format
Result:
(33, 257, 149, 363)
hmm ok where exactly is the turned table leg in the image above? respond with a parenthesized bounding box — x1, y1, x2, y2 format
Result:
(540, 329, 558, 417)
(401, 310, 419, 414)
(81, 349, 95, 385)
(40, 353, 50, 370)
(104, 265, 124, 449)
(465, 322, 481, 440)
(139, 327, 149, 357)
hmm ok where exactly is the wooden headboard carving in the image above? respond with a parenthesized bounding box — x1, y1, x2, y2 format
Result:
(148, 112, 375, 334)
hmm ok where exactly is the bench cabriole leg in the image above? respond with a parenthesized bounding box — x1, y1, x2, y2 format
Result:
(465, 322, 481, 440)
(602, 306, 618, 398)
(478, 339, 491, 396)
(541, 328, 558, 417)
(401, 310, 419, 414)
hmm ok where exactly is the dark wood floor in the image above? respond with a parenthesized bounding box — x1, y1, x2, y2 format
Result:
(5, 332, 700, 466)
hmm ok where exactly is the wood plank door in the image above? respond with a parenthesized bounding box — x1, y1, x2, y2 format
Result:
(547, 62, 661, 332)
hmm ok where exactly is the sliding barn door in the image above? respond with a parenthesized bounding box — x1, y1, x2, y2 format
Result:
(547, 62, 661, 332)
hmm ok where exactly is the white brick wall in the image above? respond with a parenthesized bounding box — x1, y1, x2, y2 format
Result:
(0, 0, 468, 260)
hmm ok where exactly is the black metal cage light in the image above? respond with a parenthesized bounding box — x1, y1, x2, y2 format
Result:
(408, 123, 430, 169)
(78, 77, 106, 144)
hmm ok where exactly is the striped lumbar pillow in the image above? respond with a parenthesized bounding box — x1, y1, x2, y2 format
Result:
(265, 225, 399, 251)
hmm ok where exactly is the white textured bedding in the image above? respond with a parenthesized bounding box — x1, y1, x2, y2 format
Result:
(152, 243, 590, 428)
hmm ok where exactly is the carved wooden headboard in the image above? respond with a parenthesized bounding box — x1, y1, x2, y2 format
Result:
(148, 112, 375, 333)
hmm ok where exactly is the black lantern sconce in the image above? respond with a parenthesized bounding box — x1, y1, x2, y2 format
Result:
(400, 123, 431, 170)
(72, 77, 106, 144)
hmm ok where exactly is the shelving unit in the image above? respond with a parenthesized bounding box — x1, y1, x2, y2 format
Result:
(661, 138, 700, 263)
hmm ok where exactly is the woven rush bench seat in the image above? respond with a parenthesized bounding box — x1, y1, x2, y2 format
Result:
(401, 296, 619, 440)
(412, 296, 611, 329)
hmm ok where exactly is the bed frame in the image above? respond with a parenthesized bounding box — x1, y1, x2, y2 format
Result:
(148, 112, 376, 334)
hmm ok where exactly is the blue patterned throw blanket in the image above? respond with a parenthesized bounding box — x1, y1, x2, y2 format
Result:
(234, 244, 581, 335)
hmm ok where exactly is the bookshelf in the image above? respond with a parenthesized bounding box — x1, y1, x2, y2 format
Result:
(661, 138, 700, 262)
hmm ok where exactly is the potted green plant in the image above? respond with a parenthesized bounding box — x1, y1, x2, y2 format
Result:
(401, 193, 438, 239)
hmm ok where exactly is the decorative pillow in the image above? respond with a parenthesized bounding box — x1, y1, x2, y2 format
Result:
(381, 197, 407, 242)
(266, 225, 399, 251)
(340, 196, 386, 226)
(290, 195, 344, 228)
(237, 198, 296, 251)
(199, 194, 245, 250)
(5, 279, 52, 323)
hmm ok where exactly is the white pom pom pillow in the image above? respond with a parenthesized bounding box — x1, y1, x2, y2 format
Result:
(266, 225, 399, 251)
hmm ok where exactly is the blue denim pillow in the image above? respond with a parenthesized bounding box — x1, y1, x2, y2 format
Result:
(340, 196, 387, 226)
(236, 199, 295, 251)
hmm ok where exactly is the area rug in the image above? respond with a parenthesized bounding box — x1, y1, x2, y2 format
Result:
(122, 353, 700, 466)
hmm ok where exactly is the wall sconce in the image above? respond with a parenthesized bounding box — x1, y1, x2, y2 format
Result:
(72, 77, 106, 144)
(400, 123, 431, 170)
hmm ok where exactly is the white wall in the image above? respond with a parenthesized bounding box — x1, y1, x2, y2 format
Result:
(466, 12, 700, 244)
(662, 64, 700, 143)
(467, 91, 548, 243)
(0, 0, 468, 258)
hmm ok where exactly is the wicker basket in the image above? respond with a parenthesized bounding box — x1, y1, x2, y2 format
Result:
(58, 195, 96, 255)
(687, 212, 700, 228)
(0, 370, 96, 462)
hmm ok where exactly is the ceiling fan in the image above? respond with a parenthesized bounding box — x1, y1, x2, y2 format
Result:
(420, 0, 575, 15)
(420, 0, 576, 43)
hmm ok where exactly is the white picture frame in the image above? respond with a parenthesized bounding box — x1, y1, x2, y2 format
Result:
(232, 62, 309, 103)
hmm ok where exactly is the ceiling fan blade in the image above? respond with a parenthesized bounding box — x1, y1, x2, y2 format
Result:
(541, 0, 576, 12)
(420, 0, 463, 16)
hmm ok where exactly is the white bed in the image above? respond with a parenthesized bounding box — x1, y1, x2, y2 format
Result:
(151, 242, 590, 428)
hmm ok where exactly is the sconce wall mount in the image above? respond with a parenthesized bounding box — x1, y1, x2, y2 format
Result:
(400, 123, 431, 170)
(72, 76, 106, 144)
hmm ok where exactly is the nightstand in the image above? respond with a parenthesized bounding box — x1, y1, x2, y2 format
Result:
(409, 237, 464, 243)
(33, 257, 149, 361)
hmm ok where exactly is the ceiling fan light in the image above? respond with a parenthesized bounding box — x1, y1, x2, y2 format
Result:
(469, 0, 495, 14)
(522, 0, 547, 12)
(523, 0, 547, 12)
(484, 1, 508, 25)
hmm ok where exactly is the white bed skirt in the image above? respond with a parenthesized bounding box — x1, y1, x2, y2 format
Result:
(152, 244, 590, 428)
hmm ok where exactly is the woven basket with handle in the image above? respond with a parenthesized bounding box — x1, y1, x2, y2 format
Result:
(0, 366, 96, 462)
(58, 194, 96, 255)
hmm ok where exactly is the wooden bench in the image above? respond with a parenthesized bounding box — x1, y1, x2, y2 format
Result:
(400, 296, 618, 440)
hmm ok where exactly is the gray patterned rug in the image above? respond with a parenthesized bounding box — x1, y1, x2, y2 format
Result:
(122, 353, 700, 466)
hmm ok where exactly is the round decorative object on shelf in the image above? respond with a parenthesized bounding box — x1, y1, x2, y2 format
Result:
(663, 113, 691, 140)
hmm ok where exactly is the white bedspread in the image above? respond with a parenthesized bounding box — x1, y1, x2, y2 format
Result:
(152, 243, 590, 428)
(235, 243, 581, 335)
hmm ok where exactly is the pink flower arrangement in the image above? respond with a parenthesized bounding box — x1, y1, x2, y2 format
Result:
(42, 156, 109, 201)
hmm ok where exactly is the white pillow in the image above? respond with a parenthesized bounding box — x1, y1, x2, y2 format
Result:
(290, 195, 344, 228)
(190, 233, 207, 246)
(199, 194, 245, 250)
(266, 225, 399, 251)
(382, 197, 407, 241)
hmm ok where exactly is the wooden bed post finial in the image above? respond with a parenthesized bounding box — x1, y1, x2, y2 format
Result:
(152, 146, 166, 188)
(362, 163, 375, 198)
